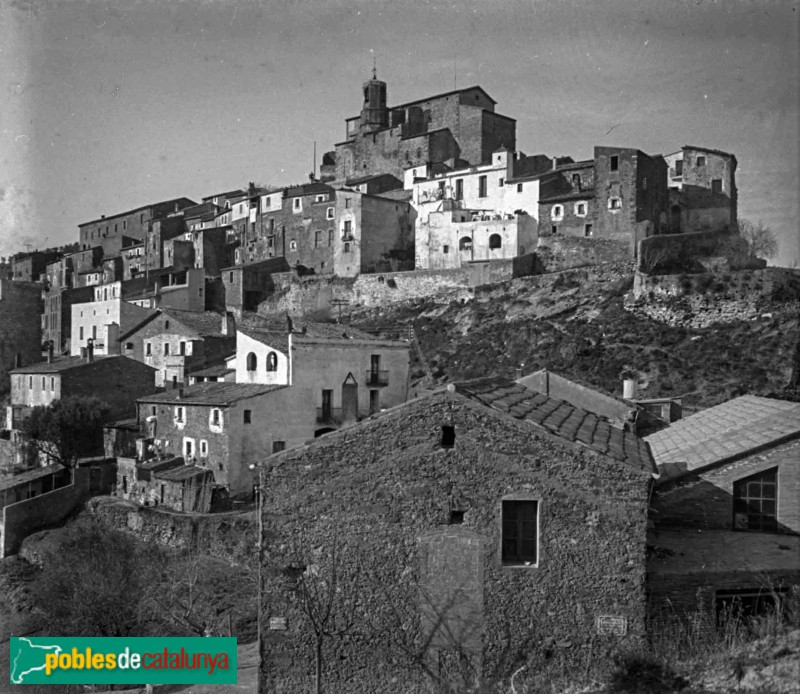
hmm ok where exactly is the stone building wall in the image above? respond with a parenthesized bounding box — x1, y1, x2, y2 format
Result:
(0, 281, 43, 395)
(536, 236, 633, 272)
(260, 392, 651, 692)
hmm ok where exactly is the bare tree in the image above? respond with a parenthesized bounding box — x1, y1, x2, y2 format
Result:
(639, 243, 674, 274)
(737, 219, 779, 260)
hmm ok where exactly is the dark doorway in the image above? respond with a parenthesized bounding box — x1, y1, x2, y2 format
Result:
(342, 373, 359, 422)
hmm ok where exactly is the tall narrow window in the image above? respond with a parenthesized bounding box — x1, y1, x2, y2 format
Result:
(478, 176, 487, 198)
(164, 343, 170, 356)
(610, 155, 619, 171)
(243, 409, 252, 424)
(502, 500, 538, 565)
(455, 179, 463, 200)
(441, 425, 455, 448)
(246, 353, 257, 371)
(266, 352, 278, 371)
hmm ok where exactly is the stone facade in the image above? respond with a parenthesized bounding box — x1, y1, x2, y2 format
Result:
(332, 78, 516, 182)
(10, 251, 62, 283)
(0, 280, 43, 395)
(78, 197, 195, 252)
(259, 390, 652, 692)
(222, 258, 291, 317)
(663, 146, 737, 234)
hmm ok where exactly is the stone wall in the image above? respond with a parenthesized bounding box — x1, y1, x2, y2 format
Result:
(536, 235, 633, 272)
(260, 392, 651, 692)
(84, 496, 256, 564)
(259, 257, 536, 317)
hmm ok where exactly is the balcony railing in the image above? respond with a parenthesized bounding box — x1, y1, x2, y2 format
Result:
(365, 370, 389, 387)
(316, 407, 342, 425)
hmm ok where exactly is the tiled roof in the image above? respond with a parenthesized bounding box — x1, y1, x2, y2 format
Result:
(682, 145, 737, 161)
(156, 464, 214, 483)
(201, 189, 245, 201)
(161, 309, 230, 337)
(645, 395, 800, 480)
(0, 464, 65, 492)
(456, 377, 656, 473)
(78, 197, 196, 227)
(11, 355, 126, 375)
(238, 326, 289, 353)
(374, 189, 413, 201)
(555, 159, 593, 172)
(284, 182, 335, 199)
(188, 364, 235, 378)
(137, 382, 286, 406)
(239, 319, 383, 348)
(539, 189, 595, 203)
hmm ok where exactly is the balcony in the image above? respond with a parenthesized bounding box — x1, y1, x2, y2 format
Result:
(365, 370, 389, 387)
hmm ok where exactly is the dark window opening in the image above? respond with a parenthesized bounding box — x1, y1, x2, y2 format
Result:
(711, 179, 722, 194)
(584, 224, 593, 237)
(697, 156, 706, 166)
(266, 352, 278, 371)
(502, 499, 538, 565)
(246, 352, 257, 371)
(551, 225, 558, 235)
(489, 234, 502, 250)
(243, 409, 252, 424)
(449, 510, 465, 525)
(272, 441, 285, 453)
(478, 175, 487, 198)
(441, 425, 455, 448)
(610, 155, 619, 171)
(675, 160, 683, 176)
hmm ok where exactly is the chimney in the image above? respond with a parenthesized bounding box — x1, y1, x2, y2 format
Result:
(86, 339, 94, 363)
(622, 378, 638, 400)
(515, 363, 524, 380)
(552, 157, 558, 171)
(14, 352, 21, 369)
(221, 311, 235, 336)
(47, 342, 54, 364)
(177, 388, 184, 400)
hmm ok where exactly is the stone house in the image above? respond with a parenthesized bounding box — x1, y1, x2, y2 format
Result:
(234, 320, 410, 432)
(645, 395, 800, 627)
(221, 258, 291, 316)
(663, 146, 737, 234)
(78, 197, 196, 254)
(135, 383, 299, 497)
(119, 308, 236, 388)
(6, 353, 158, 429)
(10, 251, 62, 282)
(0, 280, 43, 395)
(259, 377, 656, 692)
(330, 73, 516, 182)
(115, 454, 215, 513)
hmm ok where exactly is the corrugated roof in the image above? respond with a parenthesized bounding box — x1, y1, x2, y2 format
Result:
(645, 395, 800, 480)
(156, 465, 215, 483)
(138, 382, 286, 406)
(456, 377, 656, 473)
(0, 464, 65, 491)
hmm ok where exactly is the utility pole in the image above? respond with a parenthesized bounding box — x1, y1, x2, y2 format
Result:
(250, 462, 265, 694)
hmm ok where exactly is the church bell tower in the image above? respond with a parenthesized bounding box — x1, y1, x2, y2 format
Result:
(360, 65, 388, 133)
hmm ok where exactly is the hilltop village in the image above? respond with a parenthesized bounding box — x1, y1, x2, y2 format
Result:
(1, 73, 799, 692)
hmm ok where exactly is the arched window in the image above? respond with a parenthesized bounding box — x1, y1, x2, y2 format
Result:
(266, 352, 278, 372)
(459, 236, 472, 251)
(246, 352, 257, 371)
(489, 234, 502, 250)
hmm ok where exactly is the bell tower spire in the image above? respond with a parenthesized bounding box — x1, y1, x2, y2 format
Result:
(360, 65, 388, 133)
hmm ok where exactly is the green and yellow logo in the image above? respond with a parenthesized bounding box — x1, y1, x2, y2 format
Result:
(10, 637, 237, 685)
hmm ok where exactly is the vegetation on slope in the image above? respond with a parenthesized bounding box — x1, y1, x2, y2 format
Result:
(351, 272, 799, 412)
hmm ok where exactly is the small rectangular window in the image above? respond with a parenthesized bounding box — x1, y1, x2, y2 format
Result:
(502, 500, 538, 565)
(551, 225, 558, 235)
(243, 409, 252, 424)
(145, 342, 152, 356)
(272, 441, 285, 453)
(516, 183, 523, 193)
(584, 223, 593, 237)
(675, 160, 683, 176)
(176, 407, 184, 422)
(179, 341, 186, 356)
(164, 343, 170, 356)
(711, 179, 722, 194)
(610, 155, 619, 171)
(498, 178, 504, 187)
(212, 409, 220, 425)
(443, 245, 449, 254)
(697, 156, 706, 167)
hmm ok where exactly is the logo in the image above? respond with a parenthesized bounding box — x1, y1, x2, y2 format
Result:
(10, 637, 237, 685)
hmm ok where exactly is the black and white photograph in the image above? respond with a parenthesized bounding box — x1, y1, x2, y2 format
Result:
(1, 0, 799, 692)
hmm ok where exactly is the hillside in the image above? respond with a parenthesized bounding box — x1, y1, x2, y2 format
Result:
(349, 268, 799, 412)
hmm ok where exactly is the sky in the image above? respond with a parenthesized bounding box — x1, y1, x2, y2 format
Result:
(1, 0, 798, 266)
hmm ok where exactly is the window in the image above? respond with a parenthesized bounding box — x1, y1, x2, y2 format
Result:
(489, 234, 502, 250)
(184, 439, 193, 458)
(516, 183, 523, 193)
(41, 376, 45, 389)
(711, 179, 722, 194)
(289, 239, 297, 252)
(551, 205, 564, 221)
(443, 245, 450, 254)
(478, 175, 487, 197)
(200, 440, 208, 457)
(211, 409, 220, 426)
(502, 500, 538, 565)
(344, 242, 351, 253)
(610, 155, 619, 171)
(455, 179, 463, 200)
(229, 272, 234, 283)
(551, 225, 558, 235)
(28, 377, 32, 389)
(642, 177, 648, 190)
(164, 343, 170, 356)
(584, 223, 594, 237)
(609, 197, 622, 210)
(499, 177, 504, 187)
(343, 220, 352, 238)
(175, 407, 184, 423)
(459, 236, 472, 251)
(293, 198, 301, 210)
(314, 230, 321, 248)
(80, 327, 84, 340)
(734, 468, 777, 532)
(326, 207, 334, 219)
(675, 160, 683, 176)
(272, 441, 285, 453)
(266, 352, 278, 371)
(572, 173, 581, 187)
(125, 342, 134, 351)
(441, 425, 455, 448)
(246, 352, 257, 371)
(328, 229, 334, 245)
(243, 409, 252, 424)
(369, 389, 380, 415)
(150, 405, 156, 416)
(50, 377, 54, 390)
(697, 156, 706, 167)
(575, 202, 587, 216)
(345, 198, 351, 209)
(315, 194, 328, 202)
(145, 342, 152, 356)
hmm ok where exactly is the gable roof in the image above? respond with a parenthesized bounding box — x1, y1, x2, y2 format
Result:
(238, 326, 289, 354)
(119, 309, 229, 341)
(456, 377, 656, 473)
(645, 395, 800, 481)
(0, 464, 65, 492)
(137, 382, 286, 406)
(10, 355, 149, 375)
